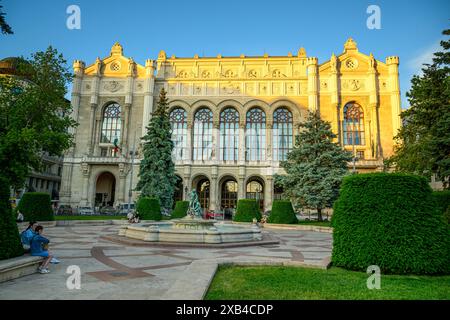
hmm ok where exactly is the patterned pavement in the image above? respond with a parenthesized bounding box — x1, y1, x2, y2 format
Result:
(0, 225, 332, 300)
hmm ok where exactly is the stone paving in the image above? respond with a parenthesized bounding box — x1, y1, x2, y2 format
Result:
(0, 224, 332, 300)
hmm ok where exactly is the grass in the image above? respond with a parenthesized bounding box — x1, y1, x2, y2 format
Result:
(54, 215, 126, 220)
(205, 266, 450, 300)
(297, 220, 332, 227)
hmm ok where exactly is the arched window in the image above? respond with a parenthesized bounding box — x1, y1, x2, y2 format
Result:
(273, 108, 293, 161)
(220, 108, 239, 161)
(246, 179, 264, 211)
(169, 108, 187, 161)
(101, 103, 121, 144)
(193, 108, 213, 161)
(246, 108, 266, 161)
(343, 102, 365, 145)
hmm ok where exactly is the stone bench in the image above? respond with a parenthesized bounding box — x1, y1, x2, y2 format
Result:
(0, 255, 44, 283)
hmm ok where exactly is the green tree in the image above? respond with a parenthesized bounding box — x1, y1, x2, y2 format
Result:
(276, 111, 352, 221)
(0, 2, 13, 35)
(0, 47, 75, 259)
(386, 29, 450, 188)
(136, 88, 178, 210)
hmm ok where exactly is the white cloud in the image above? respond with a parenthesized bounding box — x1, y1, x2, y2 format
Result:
(407, 40, 442, 74)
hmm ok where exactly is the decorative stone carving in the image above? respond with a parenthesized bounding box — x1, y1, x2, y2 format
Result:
(181, 83, 189, 95)
(272, 82, 281, 95)
(194, 85, 202, 95)
(345, 58, 358, 70)
(169, 84, 177, 95)
(246, 83, 254, 94)
(224, 70, 236, 78)
(118, 163, 128, 178)
(342, 79, 363, 91)
(320, 80, 328, 90)
(81, 163, 90, 176)
(177, 70, 189, 78)
(248, 69, 257, 78)
(221, 82, 240, 95)
(104, 81, 123, 92)
(287, 82, 295, 94)
(201, 70, 211, 78)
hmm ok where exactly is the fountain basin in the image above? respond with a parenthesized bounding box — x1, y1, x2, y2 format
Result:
(118, 220, 262, 244)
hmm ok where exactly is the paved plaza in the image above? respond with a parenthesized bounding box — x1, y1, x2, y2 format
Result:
(0, 225, 332, 300)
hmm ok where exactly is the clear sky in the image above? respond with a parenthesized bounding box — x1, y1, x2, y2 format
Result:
(1, 0, 449, 108)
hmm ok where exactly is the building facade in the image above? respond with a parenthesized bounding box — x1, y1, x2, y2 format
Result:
(60, 39, 401, 212)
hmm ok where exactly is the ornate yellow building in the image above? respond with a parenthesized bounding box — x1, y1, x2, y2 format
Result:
(60, 39, 401, 213)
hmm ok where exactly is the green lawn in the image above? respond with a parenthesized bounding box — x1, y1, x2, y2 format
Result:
(54, 215, 126, 220)
(205, 266, 450, 300)
(297, 220, 332, 227)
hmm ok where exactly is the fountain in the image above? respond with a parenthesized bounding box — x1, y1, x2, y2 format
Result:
(118, 191, 263, 244)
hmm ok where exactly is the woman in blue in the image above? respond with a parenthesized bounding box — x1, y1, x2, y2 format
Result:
(30, 225, 54, 274)
(20, 221, 37, 251)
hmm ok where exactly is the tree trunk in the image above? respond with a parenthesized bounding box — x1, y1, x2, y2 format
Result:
(317, 207, 323, 222)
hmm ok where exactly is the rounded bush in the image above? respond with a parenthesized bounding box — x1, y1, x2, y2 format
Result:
(136, 197, 161, 221)
(268, 200, 298, 224)
(332, 173, 450, 275)
(17, 192, 54, 221)
(233, 199, 261, 222)
(171, 201, 189, 219)
(432, 190, 450, 222)
(0, 177, 24, 260)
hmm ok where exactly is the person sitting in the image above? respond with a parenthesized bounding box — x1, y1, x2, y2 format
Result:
(16, 210, 24, 222)
(20, 221, 37, 252)
(30, 225, 53, 274)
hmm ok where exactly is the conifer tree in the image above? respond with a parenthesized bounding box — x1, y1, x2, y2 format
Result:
(136, 88, 178, 210)
(276, 111, 352, 221)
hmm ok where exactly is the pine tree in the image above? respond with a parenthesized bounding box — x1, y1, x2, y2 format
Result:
(386, 29, 450, 188)
(136, 88, 178, 210)
(275, 111, 352, 221)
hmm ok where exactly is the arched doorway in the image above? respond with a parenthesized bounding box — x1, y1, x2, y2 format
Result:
(173, 176, 183, 207)
(95, 172, 116, 208)
(220, 178, 238, 219)
(246, 178, 264, 211)
(274, 184, 284, 200)
(196, 178, 210, 211)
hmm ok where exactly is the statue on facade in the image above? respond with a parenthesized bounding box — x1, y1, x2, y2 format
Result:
(187, 190, 203, 219)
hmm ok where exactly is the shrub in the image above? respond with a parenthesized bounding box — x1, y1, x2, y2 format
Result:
(233, 199, 261, 222)
(432, 190, 450, 222)
(268, 200, 298, 224)
(0, 177, 24, 260)
(17, 192, 54, 221)
(332, 173, 450, 275)
(136, 197, 161, 221)
(171, 201, 189, 219)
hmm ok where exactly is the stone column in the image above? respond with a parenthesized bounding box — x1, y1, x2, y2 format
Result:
(88, 103, 97, 155)
(386, 56, 401, 138)
(117, 163, 127, 204)
(306, 57, 319, 113)
(213, 121, 220, 163)
(264, 176, 274, 213)
(266, 122, 273, 164)
(210, 166, 218, 211)
(238, 121, 245, 165)
(142, 60, 155, 137)
(238, 166, 246, 200)
(80, 162, 90, 206)
(368, 54, 379, 159)
(122, 103, 131, 155)
(329, 53, 340, 141)
(186, 122, 193, 164)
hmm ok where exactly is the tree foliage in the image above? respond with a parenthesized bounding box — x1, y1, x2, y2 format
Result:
(135, 88, 178, 210)
(276, 111, 352, 221)
(0, 2, 13, 35)
(387, 29, 450, 188)
(0, 47, 76, 189)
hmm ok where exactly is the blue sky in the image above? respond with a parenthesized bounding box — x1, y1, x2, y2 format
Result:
(1, 0, 449, 108)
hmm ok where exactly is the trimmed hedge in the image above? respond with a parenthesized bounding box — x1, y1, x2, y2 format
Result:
(268, 200, 298, 224)
(136, 197, 161, 221)
(17, 192, 54, 221)
(0, 177, 24, 260)
(432, 190, 450, 223)
(171, 201, 189, 219)
(332, 173, 450, 275)
(233, 199, 261, 222)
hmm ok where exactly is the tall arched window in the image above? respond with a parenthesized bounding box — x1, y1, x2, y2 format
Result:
(101, 103, 121, 144)
(273, 108, 293, 161)
(193, 108, 213, 161)
(246, 108, 266, 161)
(220, 108, 239, 161)
(169, 108, 187, 161)
(343, 102, 365, 145)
